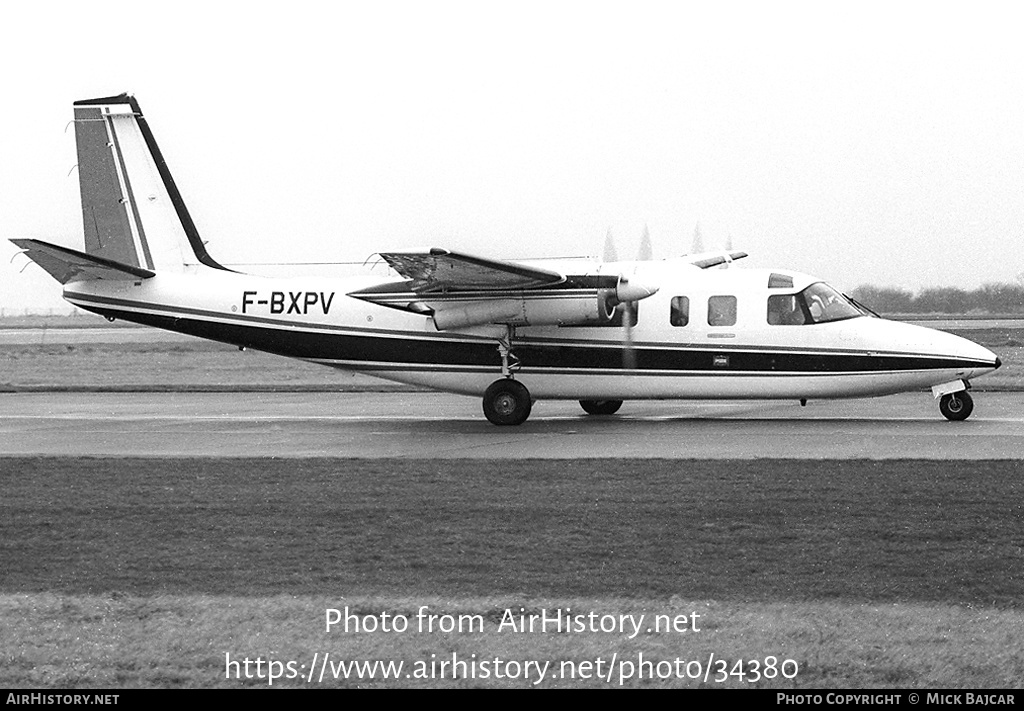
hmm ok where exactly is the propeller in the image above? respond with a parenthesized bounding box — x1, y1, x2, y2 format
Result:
(602, 227, 659, 370)
(621, 301, 637, 370)
(608, 222, 738, 370)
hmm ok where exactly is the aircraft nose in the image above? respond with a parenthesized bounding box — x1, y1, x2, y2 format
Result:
(995, 356, 1002, 370)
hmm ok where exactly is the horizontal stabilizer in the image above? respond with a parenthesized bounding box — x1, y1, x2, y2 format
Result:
(11, 238, 155, 284)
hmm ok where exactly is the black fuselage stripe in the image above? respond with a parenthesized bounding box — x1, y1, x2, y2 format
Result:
(67, 291, 992, 363)
(66, 291, 483, 342)
(75, 302, 993, 375)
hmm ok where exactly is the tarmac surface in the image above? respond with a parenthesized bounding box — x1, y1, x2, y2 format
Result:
(2, 391, 1022, 459)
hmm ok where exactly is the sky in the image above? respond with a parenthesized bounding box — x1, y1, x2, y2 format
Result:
(2, 0, 1023, 314)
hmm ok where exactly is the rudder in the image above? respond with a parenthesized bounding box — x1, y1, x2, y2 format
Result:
(73, 94, 229, 273)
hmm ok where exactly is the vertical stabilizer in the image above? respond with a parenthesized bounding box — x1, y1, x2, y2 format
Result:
(73, 94, 229, 273)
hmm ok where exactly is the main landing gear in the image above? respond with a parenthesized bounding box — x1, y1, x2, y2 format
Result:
(480, 326, 630, 425)
(939, 391, 974, 421)
(482, 325, 532, 426)
(483, 379, 532, 426)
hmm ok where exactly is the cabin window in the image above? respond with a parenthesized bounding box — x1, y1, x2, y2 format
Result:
(707, 295, 737, 327)
(768, 273, 794, 289)
(670, 296, 689, 327)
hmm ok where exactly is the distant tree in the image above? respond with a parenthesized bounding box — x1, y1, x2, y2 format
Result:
(850, 285, 914, 314)
(977, 282, 1024, 313)
(915, 287, 970, 314)
(850, 282, 1024, 314)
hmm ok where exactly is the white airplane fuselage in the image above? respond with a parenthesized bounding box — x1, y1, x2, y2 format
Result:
(61, 260, 1000, 402)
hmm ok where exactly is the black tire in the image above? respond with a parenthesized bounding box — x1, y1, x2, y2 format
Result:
(579, 399, 623, 416)
(483, 379, 532, 425)
(939, 391, 974, 421)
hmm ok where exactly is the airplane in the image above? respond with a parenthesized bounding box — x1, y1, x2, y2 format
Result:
(11, 94, 1001, 426)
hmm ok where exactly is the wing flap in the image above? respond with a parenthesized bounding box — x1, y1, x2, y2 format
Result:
(378, 248, 566, 291)
(11, 238, 155, 284)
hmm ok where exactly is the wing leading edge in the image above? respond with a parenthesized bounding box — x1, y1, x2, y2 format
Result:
(377, 248, 567, 292)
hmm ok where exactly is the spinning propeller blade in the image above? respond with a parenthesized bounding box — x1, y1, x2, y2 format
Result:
(621, 301, 637, 370)
(600, 226, 656, 371)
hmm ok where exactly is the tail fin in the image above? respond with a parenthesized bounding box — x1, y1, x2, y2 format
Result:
(72, 93, 230, 273)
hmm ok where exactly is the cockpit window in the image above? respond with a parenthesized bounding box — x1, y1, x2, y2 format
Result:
(767, 283, 863, 325)
(767, 294, 808, 325)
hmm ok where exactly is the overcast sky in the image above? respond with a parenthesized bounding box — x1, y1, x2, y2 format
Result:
(3, 0, 1022, 314)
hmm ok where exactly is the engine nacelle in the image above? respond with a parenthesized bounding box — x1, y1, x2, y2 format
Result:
(432, 293, 616, 331)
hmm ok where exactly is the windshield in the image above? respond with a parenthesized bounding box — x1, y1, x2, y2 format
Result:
(767, 282, 864, 325)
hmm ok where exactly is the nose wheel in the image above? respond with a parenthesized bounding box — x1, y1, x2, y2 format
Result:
(579, 399, 623, 415)
(483, 379, 532, 426)
(939, 391, 974, 421)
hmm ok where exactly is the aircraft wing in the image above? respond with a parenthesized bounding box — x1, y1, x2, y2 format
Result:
(377, 248, 566, 292)
(11, 238, 156, 284)
(358, 247, 659, 330)
(688, 251, 749, 269)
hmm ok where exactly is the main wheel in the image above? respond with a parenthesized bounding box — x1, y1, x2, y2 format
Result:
(939, 391, 974, 421)
(483, 379, 532, 425)
(579, 399, 623, 416)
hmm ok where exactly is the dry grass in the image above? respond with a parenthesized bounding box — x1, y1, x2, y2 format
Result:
(2, 458, 1023, 688)
(3, 593, 1022, 688)
(0, 342, 402, 391)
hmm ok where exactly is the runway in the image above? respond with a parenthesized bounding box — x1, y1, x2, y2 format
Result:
(2, 391, 1022, 459)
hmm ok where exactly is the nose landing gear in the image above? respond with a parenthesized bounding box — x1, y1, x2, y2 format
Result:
(579, 399, 623, 415)
(939, 390, 974, 421)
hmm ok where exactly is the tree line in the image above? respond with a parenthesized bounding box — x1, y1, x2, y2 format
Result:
(850, 282, 1024, 315)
